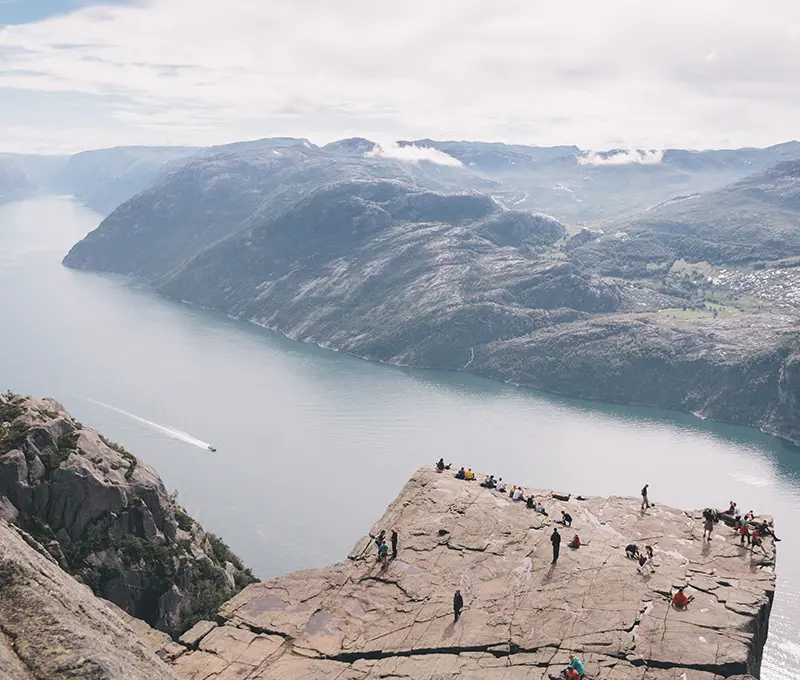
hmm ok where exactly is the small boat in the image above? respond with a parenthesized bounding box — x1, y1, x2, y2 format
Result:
(207, 445, 217, 452)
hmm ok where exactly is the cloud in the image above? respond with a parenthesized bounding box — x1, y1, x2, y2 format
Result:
(577, 149, 665, 166)
(0, 1, 799, 152)
(365, 141, 462, 167)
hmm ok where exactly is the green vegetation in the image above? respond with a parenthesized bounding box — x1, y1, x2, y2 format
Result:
(175, 507, 194, 532)
(0, 421, 30, 455)
(0, 391, 24, 424)
(207, 532, 244, 570)
(99, 433, 138, 479)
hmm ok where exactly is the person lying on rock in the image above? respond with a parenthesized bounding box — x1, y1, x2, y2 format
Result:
(567, 654, 585, 678)
(625, 543, 640, 559)
(455, 467, 466, 479)
(561, 511, 573, 526)
(671, 586, 694, 610)
(755, 520, 781, 541)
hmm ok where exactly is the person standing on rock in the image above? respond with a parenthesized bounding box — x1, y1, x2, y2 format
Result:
(391, 529, 398, 558)
(453, 589, 464, 623)
(641, 484, 650, 510)
(551, 527, 561, 563)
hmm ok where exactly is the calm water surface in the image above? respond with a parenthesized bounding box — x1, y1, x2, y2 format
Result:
(1, 196, 798, 677)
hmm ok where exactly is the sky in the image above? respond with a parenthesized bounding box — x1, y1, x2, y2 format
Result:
(0, 0, 798, 154)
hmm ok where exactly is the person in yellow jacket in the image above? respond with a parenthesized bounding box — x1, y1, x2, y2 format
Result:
(465, 468, 474, 481)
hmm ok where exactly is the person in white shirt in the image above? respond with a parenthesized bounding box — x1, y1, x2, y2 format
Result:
(513, 487, 523, 501)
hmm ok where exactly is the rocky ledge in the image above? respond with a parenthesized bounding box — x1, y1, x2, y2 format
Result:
(169, 468, 775, 680)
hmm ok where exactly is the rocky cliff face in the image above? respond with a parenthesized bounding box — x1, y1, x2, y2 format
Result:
(0, 392, 255, 636)
(169, 467, 776, 679)
(0, 518, 181, 679)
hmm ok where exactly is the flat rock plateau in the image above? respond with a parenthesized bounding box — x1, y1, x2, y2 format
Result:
(167, 468, 775, 680)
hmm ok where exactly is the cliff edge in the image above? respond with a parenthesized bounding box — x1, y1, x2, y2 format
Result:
(172, 468, 776, 680)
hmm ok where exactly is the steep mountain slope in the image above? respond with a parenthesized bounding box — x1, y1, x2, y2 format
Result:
(0, 392, 255, 636)
(0, 155, 36, 202)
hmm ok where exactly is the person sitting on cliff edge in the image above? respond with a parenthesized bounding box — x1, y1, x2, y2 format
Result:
(569, 534, 582, 549)
(481, 475, 496, 489)
(465, 468, 475, 481)
(567, 654, 585, 678)
(455, 467, 466, 479)
(436, 458, 451, 472)
(671, 586, 694, 610)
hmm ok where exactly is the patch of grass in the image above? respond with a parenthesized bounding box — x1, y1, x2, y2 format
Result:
(0, 392, 24, 424)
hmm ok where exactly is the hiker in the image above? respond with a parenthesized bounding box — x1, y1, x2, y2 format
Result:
(561, 510, 573, 527)
(702, 508, 717, 541)
(513, 486, 523, 501)
(509, 485, 516, 498)
(641, 484, 650, 510)
(455, 467, 466, 480)
(375, 530, 386, 552)
(497, 478, 507, 492)
(526, 495, 535, 509)
(727, 500, 737, 515)
(551, 528, 561, 563)
(481, 475, 496, 489)
(750, 527, 767, 555)
(534, 500, 548, 516)
(568, 654, 585, 678)
(453, 589, 464, 623)
(378, 541, 389, 565)
(637, 545, 655, 574)
(671, 586, 694, 610)
(569, 534, 581, 549)
(436, 458, 450, 472)
(625, 543, 640, 559)
(739, 520, 751, 545)
(391, 529, 398, 558)
(465, 468, 475, 481)
(561, 669, 580, 680)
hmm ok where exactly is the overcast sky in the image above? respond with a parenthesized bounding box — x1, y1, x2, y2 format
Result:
(0, 0, 798, 153)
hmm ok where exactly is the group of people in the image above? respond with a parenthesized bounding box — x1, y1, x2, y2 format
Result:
(625, 543, 655, 574)
(374, 529, 399, 566)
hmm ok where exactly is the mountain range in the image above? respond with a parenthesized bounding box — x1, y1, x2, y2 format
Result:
(5, 135, 799, 444)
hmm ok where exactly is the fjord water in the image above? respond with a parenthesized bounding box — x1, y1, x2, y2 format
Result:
(1, 196, 799, 677)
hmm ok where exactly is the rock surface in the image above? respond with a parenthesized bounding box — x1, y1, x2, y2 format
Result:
(0, 519, 181, 679)
(170, 468, 776, 679)
(0, 391, 255, 636)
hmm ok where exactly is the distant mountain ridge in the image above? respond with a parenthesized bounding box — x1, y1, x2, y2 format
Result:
(61, 135, 800, 446)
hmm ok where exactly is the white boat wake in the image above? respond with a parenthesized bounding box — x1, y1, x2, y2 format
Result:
(79, 396, 211, 451)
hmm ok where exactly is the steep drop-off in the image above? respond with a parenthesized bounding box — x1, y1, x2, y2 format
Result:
(0, 391, 256, 636)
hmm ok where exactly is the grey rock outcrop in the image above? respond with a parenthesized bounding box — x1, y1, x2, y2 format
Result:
(0, 519, 181, 680)
(0, 392, 255, 636)
(170, 468, 776, 679)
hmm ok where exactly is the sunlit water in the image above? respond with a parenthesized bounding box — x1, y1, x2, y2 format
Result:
(1, 196, 798, 677)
